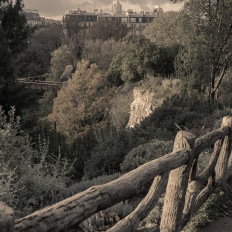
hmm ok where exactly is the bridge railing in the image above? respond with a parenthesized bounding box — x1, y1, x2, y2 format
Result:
(1, 116, 232, 232)
(17, 79, 61, 92)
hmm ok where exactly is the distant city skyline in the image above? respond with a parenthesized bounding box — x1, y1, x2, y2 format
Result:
(23, 0, 183, 20)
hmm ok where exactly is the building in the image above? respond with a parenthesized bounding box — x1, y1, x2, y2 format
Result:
(23, 9, 61, 27)
(62, 1, 163, 37)
(98, 4, 163, 35)
(62, 9, 98, 37)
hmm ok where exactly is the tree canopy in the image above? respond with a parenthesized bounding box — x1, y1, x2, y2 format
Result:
(143, 12, 181, 46)
(82, 38, 122, 71)
(48, 60, 110, 140)
(0, 0, 32, 109)
(87, 20, 129, 41)
(108, 35, 158, 83)
(175, 0, 232, 100)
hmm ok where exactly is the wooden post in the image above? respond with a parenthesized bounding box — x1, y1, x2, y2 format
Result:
(215, 116, 232, 185)
(182, 140, 221, 226)
(107, 172, 168, 232)
(183, 116, 232, 226)
(160, 131, 196, 232)
(0, 201, 15, 232)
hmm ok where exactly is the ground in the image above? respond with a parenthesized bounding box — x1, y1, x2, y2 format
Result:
(199, 211, 232, 232)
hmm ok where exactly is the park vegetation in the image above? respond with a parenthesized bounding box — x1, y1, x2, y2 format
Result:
(1, 0, 232, 231)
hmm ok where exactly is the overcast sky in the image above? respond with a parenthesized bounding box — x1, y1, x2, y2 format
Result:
(23, 0, 183, 20)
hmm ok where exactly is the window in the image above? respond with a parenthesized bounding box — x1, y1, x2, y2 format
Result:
(122, 18, 127, 23)
(130, 18, 136, 23)
(139, 18, 142, 23)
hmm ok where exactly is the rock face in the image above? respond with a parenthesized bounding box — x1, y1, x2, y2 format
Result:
(60, 65, 74, 82)
(109, 83, 134, 130)
(126, 88, 155, 128)
(126, 78, 180, 128)
(0, 201, 15, 232)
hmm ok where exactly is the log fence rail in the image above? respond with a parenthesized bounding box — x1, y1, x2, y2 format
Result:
(1, 116, 232, 232)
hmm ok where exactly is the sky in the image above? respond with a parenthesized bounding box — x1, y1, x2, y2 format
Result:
(23, 0, 184, 20)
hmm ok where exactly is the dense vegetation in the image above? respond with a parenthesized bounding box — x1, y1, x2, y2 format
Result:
(1, 0, 232, 230)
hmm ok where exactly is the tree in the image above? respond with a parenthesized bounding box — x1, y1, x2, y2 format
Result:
(0, 0, 31, 79)
(82, 38, 122, 70)
(143, 12, 181, 46)
(50, 46, 73, 81)
(0, 0, 32, 109)
(154, 44, 180, 77)
(48, 60, 110, 140)
(0, 107, 71, 215)
(15, 26, 62, 77)
(175, 0, 232, 100)
(87, 20, 129, 41)
(108, 35, 158, 83)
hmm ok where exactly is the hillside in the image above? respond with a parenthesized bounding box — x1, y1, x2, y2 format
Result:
(0, 0, 232, 231)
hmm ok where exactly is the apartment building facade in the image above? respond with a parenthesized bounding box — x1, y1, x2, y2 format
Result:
(62, 0, 163, 37)
(23, 9, 61, 27)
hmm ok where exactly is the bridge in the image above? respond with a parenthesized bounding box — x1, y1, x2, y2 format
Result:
(1, 116, 232, 232)
(17, 78, 61, 92)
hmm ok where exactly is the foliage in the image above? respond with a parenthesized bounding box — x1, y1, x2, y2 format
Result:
(15, 26, 62, 77)
(143, 12, 181, 46)
(175, 0, 232, 100)
(108, 82, 134, 130)
(49, 60, 110, 140)
(120, 139, 173, 173)
(126, 77, 181, 129)
(58, 173, 121, 200)
(87, 20, 129, 41)
(82, 38, 122, 71)
(0, 0, 33, 109)
(183, 185, 232, 231)
(0, 107, 71, 216)
(108, 35, 158, 83)
(218, 68, 232, 106)
(85, 91, 219, 179)
(50, 46, 73, 81)
(84, 130, 137, 179)
(154, 44, 180, 77)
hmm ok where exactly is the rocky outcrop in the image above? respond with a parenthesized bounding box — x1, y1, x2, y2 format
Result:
(126, 78, 180, 128)
(109, 83, 134, 130)
(60, 65, 74, 82)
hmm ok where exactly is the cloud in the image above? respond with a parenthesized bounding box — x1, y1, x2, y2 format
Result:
(23, 0, 183, 20)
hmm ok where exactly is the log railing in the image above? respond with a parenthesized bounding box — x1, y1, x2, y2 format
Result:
(1, 116, 232, 232)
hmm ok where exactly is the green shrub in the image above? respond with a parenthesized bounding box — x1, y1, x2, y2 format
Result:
(85, 92, 218, 180)
(58, 173, 121, 200)
(0, 107, 72, 216)
(120, 139, 173, 173)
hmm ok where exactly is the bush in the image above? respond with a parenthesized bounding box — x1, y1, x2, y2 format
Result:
(0, 107, 72, 216)
(58, 173, 121, 200)
(120, 139, 173, 173)
(85, 92, 219, 180)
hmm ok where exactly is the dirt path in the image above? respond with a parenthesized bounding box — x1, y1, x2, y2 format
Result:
(199, 217, 232, 232)
(199, 213, 232, 232)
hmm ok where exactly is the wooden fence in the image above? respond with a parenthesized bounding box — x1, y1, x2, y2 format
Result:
(1, 116, 232, 232)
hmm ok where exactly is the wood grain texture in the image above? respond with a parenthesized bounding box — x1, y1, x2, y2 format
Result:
(160, 131, 196, 232)
(14, 150, 190, 232)
(108, 173, 168, 232)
